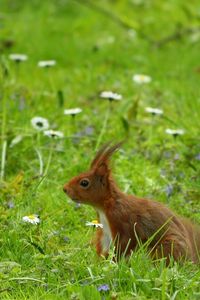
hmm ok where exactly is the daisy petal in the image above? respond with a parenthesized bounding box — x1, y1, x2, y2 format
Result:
(100, 91, 122, 101)
(145, 107, 163, 115)
(9, 54, 28, 62)
(38, 60, 56, 67)
(44, 130, 64, 139)
(22, 214, 40, 225)
(133, 74, 152, 84)
(31, 117, 49, 131)
(85, 220, 103, 228)
(165, 128, 185, 136)
(64, 108, 82, 116)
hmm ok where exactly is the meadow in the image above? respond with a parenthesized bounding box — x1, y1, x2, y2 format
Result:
(0, 0, 200, 299)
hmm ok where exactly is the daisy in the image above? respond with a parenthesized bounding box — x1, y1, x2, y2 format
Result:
(9, 54, 28, 62)
(145, 107, 163, 115)
(165, 128, 185, 136)
(100, 91, 122, 101)
(64, 108, 82, 116)
(86, 220, 103, 228)
(31, 117, 49, 131)
(38, 60, 56, 68)
(22, 214, 40, 225)
(133, 74, 152, 84)
(43, 130, 64, 139)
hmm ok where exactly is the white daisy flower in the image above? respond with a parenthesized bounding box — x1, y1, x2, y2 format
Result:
(38, 60, 56, 68)
(133, 74, 152, 84)
(86, 220, 103, 228)
(9, 54, 28, 62)
(64, 108, 82, 116)
(9, 135, 23, 148)
(31, 117, 49, 131)
(165, 129, 185, 136)
(22, 214, 40, 225)
(145, 107, 163, 115)
(100, 91, 122, 101)
(44, 130, 64, 139)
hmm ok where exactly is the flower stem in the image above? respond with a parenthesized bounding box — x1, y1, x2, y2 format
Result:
(44, 143, 53, 176)
(36, 131, 41, 147)
(35, 148, 44, 176)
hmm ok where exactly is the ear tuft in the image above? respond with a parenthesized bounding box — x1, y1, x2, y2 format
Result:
(91, 141, 123, 170)
(90, 142, 111, 169)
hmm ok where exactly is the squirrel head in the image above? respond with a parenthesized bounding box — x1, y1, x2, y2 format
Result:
(63, 142, 122, 208)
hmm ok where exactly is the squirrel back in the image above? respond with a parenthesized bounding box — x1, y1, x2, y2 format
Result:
(63, 142, 200, 264)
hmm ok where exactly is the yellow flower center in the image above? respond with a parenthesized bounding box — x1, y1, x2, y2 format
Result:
(28, 215, 36, 220)
(140, 75, 145, 80)
(91, 220, 98, 224)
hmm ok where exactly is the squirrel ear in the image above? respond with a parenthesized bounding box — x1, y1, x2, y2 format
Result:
(94, 162, 109, 177)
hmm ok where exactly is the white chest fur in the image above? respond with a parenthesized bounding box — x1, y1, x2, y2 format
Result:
(98, 210, 113, 253)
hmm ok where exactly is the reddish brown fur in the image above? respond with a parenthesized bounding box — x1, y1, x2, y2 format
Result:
(63, 143, 200, 264)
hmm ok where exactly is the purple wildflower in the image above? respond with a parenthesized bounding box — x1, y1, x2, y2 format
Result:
(165, 185, 173, 198)
(7, 201, 15, 209)
(97, 284, 110, 292)
(63, 236, 70, 243)
(85, 126, 94, 136)
(195, 153, 200, 161)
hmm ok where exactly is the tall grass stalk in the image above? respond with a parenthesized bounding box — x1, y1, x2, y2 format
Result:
(1, 94, 7, 180)
(43, 142, 54, 177)
(95, 104, 111, 151)
(1, 140, 7, 180)
(35, 148, 44, 176)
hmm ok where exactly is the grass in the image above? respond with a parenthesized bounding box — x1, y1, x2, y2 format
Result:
(0, 0, 200, 299)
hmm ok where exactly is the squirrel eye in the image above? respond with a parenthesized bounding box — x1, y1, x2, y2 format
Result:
(79, 179, 90, 188)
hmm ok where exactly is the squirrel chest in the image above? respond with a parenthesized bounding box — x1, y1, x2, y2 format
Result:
(98, 210, 112, 253)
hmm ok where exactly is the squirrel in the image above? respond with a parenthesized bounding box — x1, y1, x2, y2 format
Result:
(63, 142, 200, 264)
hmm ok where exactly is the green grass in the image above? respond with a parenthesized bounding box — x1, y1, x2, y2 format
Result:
(0, 0, 200, 299)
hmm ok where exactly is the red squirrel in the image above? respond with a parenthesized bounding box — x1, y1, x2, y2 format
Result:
(63, 142, 200, 264)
